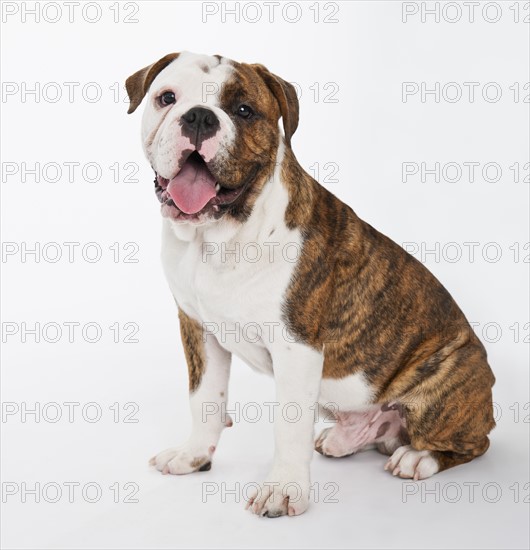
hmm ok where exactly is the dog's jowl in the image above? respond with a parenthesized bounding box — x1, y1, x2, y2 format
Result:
(126, 52, 495, 518)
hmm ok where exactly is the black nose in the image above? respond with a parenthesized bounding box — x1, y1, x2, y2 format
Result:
(181, 107, 220, 143)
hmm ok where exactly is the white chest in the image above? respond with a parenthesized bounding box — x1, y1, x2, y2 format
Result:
(160, 176, 302, 374)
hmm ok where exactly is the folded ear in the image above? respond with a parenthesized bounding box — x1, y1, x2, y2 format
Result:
(251, 63, 299, 147)
(125, 53, 180, 114)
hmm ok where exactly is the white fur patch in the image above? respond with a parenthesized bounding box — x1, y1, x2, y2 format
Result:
(318, 372, 374, 412)
(141, 52, 235, 180)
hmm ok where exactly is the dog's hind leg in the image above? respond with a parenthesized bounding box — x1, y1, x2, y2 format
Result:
(384, 342, 495, 480)
(315, 403, 408, 458)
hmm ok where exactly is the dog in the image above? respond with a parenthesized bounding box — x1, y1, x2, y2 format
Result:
(126, 51, 495, 518)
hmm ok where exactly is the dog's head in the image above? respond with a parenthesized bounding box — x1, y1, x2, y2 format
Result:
(126, 51, 299, 224)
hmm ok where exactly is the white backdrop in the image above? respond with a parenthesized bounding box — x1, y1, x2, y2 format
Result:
(1, 1, 529, 549)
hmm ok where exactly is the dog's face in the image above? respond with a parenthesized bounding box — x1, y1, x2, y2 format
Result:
(126, 52, 299, 224)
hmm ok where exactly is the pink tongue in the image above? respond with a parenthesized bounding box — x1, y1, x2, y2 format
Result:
(167, 158, 217, 215)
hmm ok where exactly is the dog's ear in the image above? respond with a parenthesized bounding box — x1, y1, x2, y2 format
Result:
(125, 53, 180, 114)
(251, 64, 299, 147)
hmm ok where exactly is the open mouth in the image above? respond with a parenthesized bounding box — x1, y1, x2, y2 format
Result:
(154, 151, 248, 221)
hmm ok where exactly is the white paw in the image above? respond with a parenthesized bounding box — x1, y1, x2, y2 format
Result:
(245, 470, 310, 518)
(384, 445, 440, 480)
(149, 442, 216, 475)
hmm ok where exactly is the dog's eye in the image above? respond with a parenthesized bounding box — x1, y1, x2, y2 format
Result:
(159, 91, 176, 106)
(236, 104, 254, 119)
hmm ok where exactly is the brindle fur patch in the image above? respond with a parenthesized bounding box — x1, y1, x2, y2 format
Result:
(213, 61, 299, 223)
(178, 308, 206, 393)
(279, 147, 496, 471)
(126, 53, 180, 114)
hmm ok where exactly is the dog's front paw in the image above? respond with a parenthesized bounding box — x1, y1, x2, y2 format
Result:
(245, 470, 310, 518)
(149, 442, 216, 475)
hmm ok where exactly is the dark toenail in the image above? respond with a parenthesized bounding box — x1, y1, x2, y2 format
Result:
(264, 510, 283, 518)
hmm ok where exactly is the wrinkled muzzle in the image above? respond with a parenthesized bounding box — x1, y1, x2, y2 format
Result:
(150, 106, 251, 222)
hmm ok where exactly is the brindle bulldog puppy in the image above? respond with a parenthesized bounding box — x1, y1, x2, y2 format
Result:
(126, 52, 495, 518)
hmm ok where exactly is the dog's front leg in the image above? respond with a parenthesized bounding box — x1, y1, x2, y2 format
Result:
(150, 308, 231, 475)
(247, 343, 323, 518)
